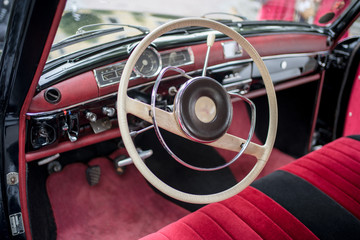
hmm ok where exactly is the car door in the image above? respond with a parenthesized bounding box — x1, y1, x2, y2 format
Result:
(0, 0, 63, 238)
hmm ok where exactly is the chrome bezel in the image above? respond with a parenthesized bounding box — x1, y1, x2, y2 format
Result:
(222, 41, 243, 59)
(133, 46, 162, 79)
(160, 47, 195, 68)
(93, 61, 138, 88)
(173, 76, 232, 144)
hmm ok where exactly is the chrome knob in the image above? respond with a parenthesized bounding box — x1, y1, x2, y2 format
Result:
(62, 122, 78, 142)
(102, 107, 116, 117)
(67, 131, 78, 142)
(86, 111, 97, 122)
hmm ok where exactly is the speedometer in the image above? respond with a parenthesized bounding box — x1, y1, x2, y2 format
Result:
(94, 47, 162, 88)
(134, 47, 162, 78)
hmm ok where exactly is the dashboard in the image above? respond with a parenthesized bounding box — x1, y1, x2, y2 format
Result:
(25, 33, 329, 162)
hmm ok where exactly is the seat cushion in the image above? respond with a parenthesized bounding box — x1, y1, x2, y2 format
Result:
(253, 171, 360, 239)
(141, 187, 318, 240)
(141, 137, 360, 240)
(281, 136, 360, 220)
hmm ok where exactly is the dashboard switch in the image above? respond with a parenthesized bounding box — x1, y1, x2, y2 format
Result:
(62, 122, 78, 142)
(61, 112, 79, 142)
(86, 111, 97, 122)
(102, 107, 116, 117)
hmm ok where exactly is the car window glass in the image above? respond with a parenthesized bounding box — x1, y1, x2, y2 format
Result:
(0, 0, 14, 58)
(348, 17, 360, 37)
(49, 0, 356, 61)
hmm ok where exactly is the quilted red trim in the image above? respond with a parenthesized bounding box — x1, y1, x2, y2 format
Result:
(281, 137, 360, 220)
(141, 187, 318, 240)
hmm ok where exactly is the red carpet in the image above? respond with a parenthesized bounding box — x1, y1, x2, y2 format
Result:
(47, 158, 189, 240)
(217, 100, 294, 181)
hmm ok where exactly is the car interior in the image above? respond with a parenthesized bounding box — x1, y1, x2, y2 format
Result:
(6, 0, 360, 239)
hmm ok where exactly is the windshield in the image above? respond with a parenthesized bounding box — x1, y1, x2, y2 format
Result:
(49, 0, 355, 61)
(0, 0, 14, 58)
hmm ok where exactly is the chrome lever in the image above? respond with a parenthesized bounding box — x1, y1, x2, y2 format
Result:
(202, 33, 215, 76)
(115, 149, 153, 168)
(129, 125, 154, 138)
(62, 122, 78, 142)
(67, 131, 78, 142)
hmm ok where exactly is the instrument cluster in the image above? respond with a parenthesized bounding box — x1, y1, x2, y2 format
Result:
(94, 47, 194, 87)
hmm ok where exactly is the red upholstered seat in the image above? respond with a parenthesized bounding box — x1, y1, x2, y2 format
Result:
(281, 137, 360, 220)
(141, 137, 360, 240)
(142, 187, 317, 240)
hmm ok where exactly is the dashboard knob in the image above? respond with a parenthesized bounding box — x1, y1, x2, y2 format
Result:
(86, 111, 97, 122)
(102, 107, 116, 117)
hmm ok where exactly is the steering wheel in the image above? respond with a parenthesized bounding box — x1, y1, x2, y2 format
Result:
(117, 18, 277, 204)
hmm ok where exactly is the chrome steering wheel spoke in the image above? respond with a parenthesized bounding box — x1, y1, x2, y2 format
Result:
(150, 66, 257, 171)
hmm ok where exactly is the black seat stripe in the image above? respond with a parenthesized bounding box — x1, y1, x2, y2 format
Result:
(252, 170, 360, 240)
(347, 135, 360, 141)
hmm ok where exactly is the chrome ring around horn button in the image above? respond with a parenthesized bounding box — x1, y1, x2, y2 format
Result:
(174, 76, 232, 143)
(151, 66, 256, 171)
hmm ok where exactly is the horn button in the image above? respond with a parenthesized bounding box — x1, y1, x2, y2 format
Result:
(174, 77, 233, 142)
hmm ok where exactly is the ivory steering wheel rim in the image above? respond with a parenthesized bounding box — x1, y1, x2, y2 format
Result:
(117, 18, 278, 204)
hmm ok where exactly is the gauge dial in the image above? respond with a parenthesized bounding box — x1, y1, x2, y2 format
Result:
(134, 47, 161, 78)
(102, 71, 117, 81)
(94, 62, 137, 87)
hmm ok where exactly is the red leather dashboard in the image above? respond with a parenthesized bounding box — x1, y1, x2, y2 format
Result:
(28, 33, 328, 114)
(26, 33, 328, 162)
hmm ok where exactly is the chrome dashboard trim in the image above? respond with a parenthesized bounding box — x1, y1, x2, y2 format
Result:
(207, 50, 328, 70)
(261, 51, 328, 60)
(160, 47, 195, 67)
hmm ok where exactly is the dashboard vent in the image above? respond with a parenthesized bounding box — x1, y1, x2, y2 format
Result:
(44, 88, 61, 104)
